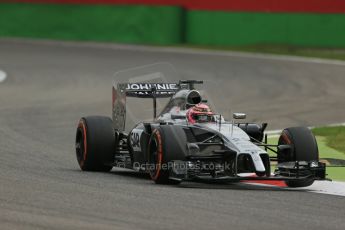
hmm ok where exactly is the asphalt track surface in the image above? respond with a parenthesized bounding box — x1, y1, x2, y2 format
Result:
(1, 39, 345, 230)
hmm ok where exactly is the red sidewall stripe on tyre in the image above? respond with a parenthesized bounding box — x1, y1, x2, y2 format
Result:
(151, 129, 163, 181)
(281, 132, 292, 145)
(78, 120, 88, 166)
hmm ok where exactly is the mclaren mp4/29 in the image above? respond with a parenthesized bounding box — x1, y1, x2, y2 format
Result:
(75, 80, 326, 187)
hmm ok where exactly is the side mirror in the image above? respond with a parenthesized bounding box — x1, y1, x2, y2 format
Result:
(233, 113, 246, 119)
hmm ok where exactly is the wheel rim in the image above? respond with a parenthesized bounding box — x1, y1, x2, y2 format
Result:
(76, 128, 84, 162)
(278, 131, 293, 162)
(148, 137, 158, 176)
(148, 131, 162, 180)
(76, 121, 87, 167)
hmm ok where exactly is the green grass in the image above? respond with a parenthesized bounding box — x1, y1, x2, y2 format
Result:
(181, 44, 345, 61)
(312, 126, 345, 153)
(325, 167, 345, 182)
(268, 136, 345, 160)
(312, 126, 345, 181)
(268, 126, 345, 181)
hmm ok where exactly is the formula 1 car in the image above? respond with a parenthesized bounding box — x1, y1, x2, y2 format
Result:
(75, 80, 326, 187)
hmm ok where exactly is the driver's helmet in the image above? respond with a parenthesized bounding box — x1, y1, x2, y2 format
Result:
(186, 103, 214, 124)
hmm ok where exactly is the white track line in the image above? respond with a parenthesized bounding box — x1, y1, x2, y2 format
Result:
(2, 38, 345, 66)
(0, 69, 7, 83)
(300, 181, 345, 197)
(246, 180, 345, 197)
(241, 173, 345, 196)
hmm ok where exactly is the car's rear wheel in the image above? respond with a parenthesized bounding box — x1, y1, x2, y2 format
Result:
(147, 126, 187, 184)
(278, 127, 318, 187)
(75, 116, 115, 172)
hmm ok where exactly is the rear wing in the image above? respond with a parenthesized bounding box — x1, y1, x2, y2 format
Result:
(122, 83, 178, 98)
(112, 83, 179, 131)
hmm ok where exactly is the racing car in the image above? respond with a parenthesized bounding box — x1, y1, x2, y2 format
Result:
(75, 80, 326, 187)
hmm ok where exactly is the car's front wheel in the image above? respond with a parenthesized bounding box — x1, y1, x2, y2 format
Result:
(278, 126, 318, 187)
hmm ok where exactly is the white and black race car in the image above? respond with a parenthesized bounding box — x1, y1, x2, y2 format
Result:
(75, 80, 326, 187)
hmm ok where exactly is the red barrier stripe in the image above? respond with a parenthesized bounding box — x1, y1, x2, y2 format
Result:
(2, 0, 345, 13)
(187, 0, 345, 13)
(0, 0, 182, 5)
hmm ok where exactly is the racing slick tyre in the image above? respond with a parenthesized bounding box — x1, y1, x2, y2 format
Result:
(75, 116, 115, 172)
(278, 127, 318, 187)
(147, 126, 187, 185)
